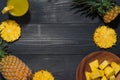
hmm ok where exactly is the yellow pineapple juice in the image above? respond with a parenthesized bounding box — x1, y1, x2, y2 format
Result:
(2, 0, 29, 16)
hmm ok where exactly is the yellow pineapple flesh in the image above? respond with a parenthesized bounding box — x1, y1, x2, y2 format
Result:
(103, 5, 120, 23)
(0, 55, 32, 80)
(32, 70, 54, 80)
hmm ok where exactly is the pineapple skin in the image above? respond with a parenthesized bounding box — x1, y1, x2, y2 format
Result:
(0, 55, 32, 80)
(103, 5, 120, 23)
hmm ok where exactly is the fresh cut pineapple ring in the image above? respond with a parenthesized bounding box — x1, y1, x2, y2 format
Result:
(0, 20, 21, 42)
(32, 70, 54, 80)
(2, 0, 29, 17)
(93, 25, 117, 49)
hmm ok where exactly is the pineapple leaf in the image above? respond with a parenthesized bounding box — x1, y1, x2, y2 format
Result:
(0, 49, 7, 59)
(0, 39, 8, 50)
(0, 39, 8, 54)
(72, 0, 116, 17)
(0, 39, 8, 59)
(98, 7, 106, 15)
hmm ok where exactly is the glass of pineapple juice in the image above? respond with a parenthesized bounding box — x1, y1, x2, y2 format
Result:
(2, 0, 29, 17)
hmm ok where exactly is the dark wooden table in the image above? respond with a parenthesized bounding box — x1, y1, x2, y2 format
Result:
(0, 0, 120, 80)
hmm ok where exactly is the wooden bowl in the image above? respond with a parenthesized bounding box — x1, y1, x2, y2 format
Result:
(76, 51, 120, 80)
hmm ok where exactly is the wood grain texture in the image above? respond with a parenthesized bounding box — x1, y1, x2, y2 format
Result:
(0, 0, 120, 80)
(8, 23, 120, 55)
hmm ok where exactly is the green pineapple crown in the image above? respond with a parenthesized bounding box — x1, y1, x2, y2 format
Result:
(72, 0, 116, 16)
(0, 39, 8, 59)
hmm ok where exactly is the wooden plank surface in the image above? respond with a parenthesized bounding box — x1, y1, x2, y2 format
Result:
(0, 0, 120, 80)
(9, 23, 120, 55)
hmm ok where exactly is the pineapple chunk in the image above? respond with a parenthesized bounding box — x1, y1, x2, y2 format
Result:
(109, 75, 115, 80)
(89, 59, 99, 71)
(99, 60, 110, 70)
(85, 71, 91, 80)
(101, 76, 107, 80)
(111, 62, 120, 75)
(99, 70, 104, 76)
(104, 66, 114, 78)
(86, 60, 119, 80)
(90, 69, 102, 79)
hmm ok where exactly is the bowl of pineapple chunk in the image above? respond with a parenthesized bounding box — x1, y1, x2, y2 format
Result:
(76, 51, 120, 80)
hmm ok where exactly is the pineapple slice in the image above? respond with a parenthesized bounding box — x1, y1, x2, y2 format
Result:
(99, 70, 104, 77)
(90, 69, 102, 79)
(0, 20, 21, 42)
(111, 62, 120, 75)
(32, 70, 54, 80)
(99, 60, 110, 70)
(93, 26, 117, 49)
(104, 66, 115, 78)
(85, 72, 91, 80)
(89, 59, 99, 71)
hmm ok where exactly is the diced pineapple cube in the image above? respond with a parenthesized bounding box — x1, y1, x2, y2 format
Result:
(104, 66, 114, 78)
(89, 59, 99, 71)
(86, 60, 119, 80)
(109, 75, 115, 80)
(85, 71, 91, 80)
(101, 76, 107, 80)
(90, 69, 102, 79)
(111, 62, 120, 75)
(99, 70, 104, 76)
(99, 60, 110, 70)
